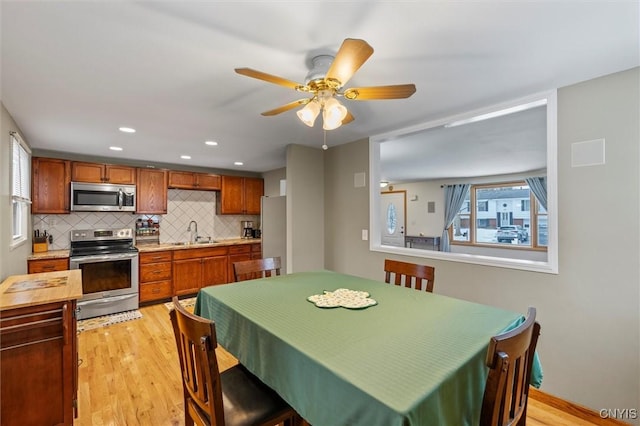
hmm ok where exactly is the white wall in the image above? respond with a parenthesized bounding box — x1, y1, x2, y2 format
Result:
(322, 68, 639, 419)
(286, 144, 324, 272)
(1, 103, 31, 280)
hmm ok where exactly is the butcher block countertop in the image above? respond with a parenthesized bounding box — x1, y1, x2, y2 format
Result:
(0, 269, 83, 311)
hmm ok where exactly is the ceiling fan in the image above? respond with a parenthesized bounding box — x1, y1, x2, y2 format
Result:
(235, 38, 417, 130)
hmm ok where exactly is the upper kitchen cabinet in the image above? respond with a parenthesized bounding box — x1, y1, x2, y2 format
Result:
(168, 171, 221, 190)
(136, 168, 168, 214)
(32, 157, 71, 214)
(71, 161, 136, 184)
(219, 176, 264, 215)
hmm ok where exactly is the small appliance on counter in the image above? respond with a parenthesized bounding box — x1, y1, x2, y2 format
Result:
(241, 221, 254, 239)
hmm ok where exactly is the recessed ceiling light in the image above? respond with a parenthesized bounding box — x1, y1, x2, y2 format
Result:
(205, 140, 218, 146)
(109, 146, 123, 151)
(234, 161, 243, 166)
(118, 127, 136, 133)
(181, 155, 191, 160)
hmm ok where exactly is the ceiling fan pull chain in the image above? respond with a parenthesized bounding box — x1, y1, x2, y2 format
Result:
(322, 130, 328, 151)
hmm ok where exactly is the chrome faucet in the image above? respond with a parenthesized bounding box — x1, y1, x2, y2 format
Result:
(187, 220, 198, 244)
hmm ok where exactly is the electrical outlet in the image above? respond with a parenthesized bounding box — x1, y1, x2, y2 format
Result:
(49, 217, 57, 226)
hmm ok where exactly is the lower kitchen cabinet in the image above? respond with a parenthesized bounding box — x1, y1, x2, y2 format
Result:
(173, 247, 228, 296)
(139, 251, 173, 303)
(251, 243, 262, 259)
(1, 299, 78, 426)
(227, 244, 252, 282)
(28, 257, 70, 274)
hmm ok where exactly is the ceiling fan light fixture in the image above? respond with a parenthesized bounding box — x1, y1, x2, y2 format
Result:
(296, 100, 321, 127)
(322, 97, 348, 130)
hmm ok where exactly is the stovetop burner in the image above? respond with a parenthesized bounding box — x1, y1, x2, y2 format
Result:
(70, 227, 136, 257)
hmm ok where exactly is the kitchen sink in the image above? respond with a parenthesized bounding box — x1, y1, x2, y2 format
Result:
(172, 240, 217, 246)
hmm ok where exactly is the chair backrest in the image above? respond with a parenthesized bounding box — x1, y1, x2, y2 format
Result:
(233, 257, 281, 282)
(480, 307, 541, 426)
(169, 297, 225, 426)
(384, 259, 435, 292)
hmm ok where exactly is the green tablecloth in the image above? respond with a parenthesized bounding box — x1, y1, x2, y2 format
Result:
(195, 270, 540, 426)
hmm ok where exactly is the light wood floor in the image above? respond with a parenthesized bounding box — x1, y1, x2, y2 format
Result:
(75, 303, 618, 426)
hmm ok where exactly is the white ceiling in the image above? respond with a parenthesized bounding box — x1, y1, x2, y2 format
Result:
(1, 1, 638, 175)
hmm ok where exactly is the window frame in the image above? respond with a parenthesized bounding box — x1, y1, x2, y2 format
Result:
(10, 132, 31, 249)
(449, 180, 547, 251)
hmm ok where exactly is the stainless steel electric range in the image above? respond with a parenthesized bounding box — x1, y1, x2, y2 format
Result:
(69, 228, 139, 320)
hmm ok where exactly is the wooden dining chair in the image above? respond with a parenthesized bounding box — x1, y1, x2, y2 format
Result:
(233, 257, 281, 282)
(169, 297, 298, 426)
(384, 259, 435, 292)
(480, 307, 541, 426)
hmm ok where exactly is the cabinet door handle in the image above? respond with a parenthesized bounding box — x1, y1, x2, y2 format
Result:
(62, 303, 69, 346)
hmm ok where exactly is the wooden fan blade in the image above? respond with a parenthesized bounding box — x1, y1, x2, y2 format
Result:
(261, 98, 311, 116)
(343, 84, 416, 100)
(342, 111, 355, 125)
(235, 68, 304, 90)
(325, 39, 374, 88)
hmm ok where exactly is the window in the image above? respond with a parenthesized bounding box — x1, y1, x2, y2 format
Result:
(450, 181, 546, 250)
(11, 132, 31, 247)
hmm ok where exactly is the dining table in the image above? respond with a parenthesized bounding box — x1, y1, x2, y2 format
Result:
(194, 270, 542, 426)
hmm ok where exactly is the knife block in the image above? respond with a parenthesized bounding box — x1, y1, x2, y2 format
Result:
(33, 236, 48, 253)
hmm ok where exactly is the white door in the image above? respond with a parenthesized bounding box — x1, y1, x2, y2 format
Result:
(381, 191, 406, 247)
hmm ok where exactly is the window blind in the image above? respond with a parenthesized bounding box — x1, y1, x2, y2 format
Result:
(11, 132, 31, 202)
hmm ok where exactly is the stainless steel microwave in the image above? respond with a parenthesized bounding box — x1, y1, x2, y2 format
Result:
(70, 182, 136, 212)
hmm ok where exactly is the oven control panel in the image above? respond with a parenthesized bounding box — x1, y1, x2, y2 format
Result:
(71, 228, 133, 241)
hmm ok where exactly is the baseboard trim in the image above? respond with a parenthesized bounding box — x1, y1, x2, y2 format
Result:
(529, 388, 632, 425)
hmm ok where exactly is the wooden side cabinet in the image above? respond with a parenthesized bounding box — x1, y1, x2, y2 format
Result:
(32, 157, 71, 214)
(0, 300, 78, 426)
(139, 251, 173, 303)
(28, 258, 69, 274)
(168, 171, 221, 190)
(71, 161, 136, 184)
(136, 168, 168, 214)
(219, 176, 264, 215)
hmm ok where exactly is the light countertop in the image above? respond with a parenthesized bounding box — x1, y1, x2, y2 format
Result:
(27, 239, 261, 258)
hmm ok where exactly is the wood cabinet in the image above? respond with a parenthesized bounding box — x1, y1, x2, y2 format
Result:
(139, 251, 173, 303)
(71, 161, 136, 184)
(1, 299, 78, 425)
(219, 176, 264, 215)
(168, 171, 221, 190)
(251, 243, 262, 259)
(173, 247, 228, 296)
(32, 157, 71, 214)
(227, 244, 252, 282)
(28, 258, 69, 274)
(136, 168, 168, 214)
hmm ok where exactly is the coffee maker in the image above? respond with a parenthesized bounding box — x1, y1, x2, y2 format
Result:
(241, 221, 254, 239)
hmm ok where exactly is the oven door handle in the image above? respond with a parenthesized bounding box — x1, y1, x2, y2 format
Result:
(70, 253, 138, 263)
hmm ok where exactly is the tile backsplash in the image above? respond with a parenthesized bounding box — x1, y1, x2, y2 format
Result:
(32, 189, 259, 250)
